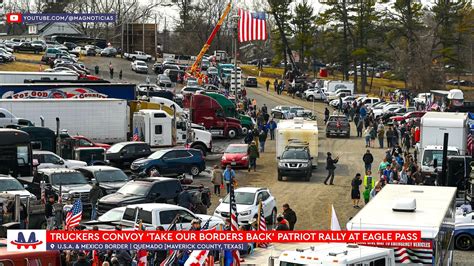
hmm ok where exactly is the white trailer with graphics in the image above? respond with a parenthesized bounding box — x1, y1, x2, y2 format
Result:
(276, 118, 318, 167)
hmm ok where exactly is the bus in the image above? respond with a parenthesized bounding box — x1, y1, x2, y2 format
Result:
(50, 35, 107, 48)
(0, 129, 33, 177)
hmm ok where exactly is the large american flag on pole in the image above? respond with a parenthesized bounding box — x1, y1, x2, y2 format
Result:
(238, 9, 267, 43)
(65, 199, 82, 229)
(467, 130, 473, 156)
(257, 200, 268, 248)
(229, 184, 241, 265)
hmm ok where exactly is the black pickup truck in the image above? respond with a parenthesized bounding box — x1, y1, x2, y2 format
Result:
(97, 177, 210, 215)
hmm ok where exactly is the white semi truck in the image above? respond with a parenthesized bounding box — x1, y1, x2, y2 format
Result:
(0, 71, 78, 84)
(0, 98, 128, 143)
(416, 112, 468, 177)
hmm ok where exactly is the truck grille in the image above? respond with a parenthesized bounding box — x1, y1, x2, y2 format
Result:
(70, 192, 89, 203)
(285, 163, 304, 168)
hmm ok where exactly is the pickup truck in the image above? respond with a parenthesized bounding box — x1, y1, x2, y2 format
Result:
(84, 203, 224, 230)
(97, 177, 210, 215)
(124, 51, 152, 62)
(18, 168, 92, 205)
(326, 115, 350, 138)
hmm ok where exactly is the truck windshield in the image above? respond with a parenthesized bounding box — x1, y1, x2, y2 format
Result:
(223, 192, 254, 205)
(282, 150, 309, 160)
(51, 172, 88, 185)
(422, 150, 459, 166)
(95, 170, 128, 182)
(117, 182, 151, 196)
(0, 179, 24, 191)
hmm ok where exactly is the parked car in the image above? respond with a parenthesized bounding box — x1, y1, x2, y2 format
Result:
(0, 43, 14, 53)
(63, 42, 77, 50)
(76, 166, 129, 194)
(157, 74, 173, 88)
(131, 148, 205, 176)
(163, 68, 184, 82)
(271, 105, 294, 119)
(304, 88, 327, 101)
(31, 40, 46, 51)
(124, 51, 152, 61)
(131, 60, 149, 73)
(277, 142, 313, 181)
(106, 142, 152, 169)
(14, 42, 43, 54)
(221, 144, 249, 168)
(329, 95, 357, 109)
(0, 175, 36, 200)
(180, 86, 203, 96)
(71, 135, 111, 150)
(289, 106, 312, 118)
(32, 150, 87, 169)
(214, 187, 277, 225)
(326, 115, 350, 138)
(207, 67, 218, 76)
(391, 111, 426, 123)
(372, 103, 404, 118)
(83, 206, 126, 225)
(101, 47, 118, 57)
(41, 48, 62, 62)
(244, 76, 258, 87)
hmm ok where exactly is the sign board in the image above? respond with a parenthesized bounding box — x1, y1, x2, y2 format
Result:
(28, 25, 38, 35)
(230, 68, 242, 91)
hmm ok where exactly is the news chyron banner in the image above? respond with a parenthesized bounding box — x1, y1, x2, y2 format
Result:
(7, 230, 431, 251)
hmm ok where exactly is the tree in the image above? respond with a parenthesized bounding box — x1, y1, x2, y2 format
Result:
(268, 0, 294, 72)
(291, 0, 315, 71)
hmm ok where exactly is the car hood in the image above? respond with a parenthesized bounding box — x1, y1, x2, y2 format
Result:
(132, 158, 154, 165)
(223, 153, 247, 160)
(99, 193, 146, 204)
(215, 203, 253, 214)
(99, 181, 128, 190)
(66, 160, 88, 166)
(94, 143, 111, 149)
(196, 214, 225, 225)
(53, 184, 92, 193)
(0, 190, 35, 198)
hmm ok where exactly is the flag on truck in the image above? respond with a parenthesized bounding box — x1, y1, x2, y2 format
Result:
(257, 200, 268, 248)
(133, 127, 140, 141)
(65, 199, 82, 230)
(238, 9, 267, 42)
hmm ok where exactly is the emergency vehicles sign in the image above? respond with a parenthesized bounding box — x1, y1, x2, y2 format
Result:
(7, 230, 47, 251)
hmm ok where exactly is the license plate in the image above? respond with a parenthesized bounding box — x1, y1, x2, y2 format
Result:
(231, 162, 236, 166)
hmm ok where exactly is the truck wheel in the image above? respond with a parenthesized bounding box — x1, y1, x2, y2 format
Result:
(132, 57, 136, 61)
(456, 234, 473, 251)
(190, 165, 200, 176)
(278, 173, 282, 181)
(242, 126, 249, 135)
(191, 144, 207, 156)
(227, 128, 237, 139)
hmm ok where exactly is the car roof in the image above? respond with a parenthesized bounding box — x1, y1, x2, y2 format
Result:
(0, 175, 16, 180)
(235, 187, 267, 193)
(38, 168, 80, 174)
(112, 141, 147, 146)
(134, 177, 177, 183)
(32, 150, 56, 155)
(78, 166, 121, 172)
(127, 203, 189, 212)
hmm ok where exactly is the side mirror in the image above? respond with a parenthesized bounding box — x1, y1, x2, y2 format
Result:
(219, 198, 223, 203)
(57, 160, 65, 165)
(23, 184, 28, 189)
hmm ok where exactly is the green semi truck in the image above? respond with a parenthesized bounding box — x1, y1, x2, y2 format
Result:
(205, 92, 255, 134)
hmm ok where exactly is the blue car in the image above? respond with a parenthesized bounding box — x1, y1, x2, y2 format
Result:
(130, 148, 205, 176)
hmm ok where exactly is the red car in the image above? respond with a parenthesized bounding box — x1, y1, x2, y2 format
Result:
(221, 144, 249, 168)
(72, 135, 111, 150)
(391, 111, 426, 122)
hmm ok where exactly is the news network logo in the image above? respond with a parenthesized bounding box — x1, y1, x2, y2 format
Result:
(7, 230, 46, 251)
(6, 13, 22, 23)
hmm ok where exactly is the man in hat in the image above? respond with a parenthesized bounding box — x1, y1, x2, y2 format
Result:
(324, 152, 339, 185)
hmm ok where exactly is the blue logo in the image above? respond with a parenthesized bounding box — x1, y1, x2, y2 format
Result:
(10, 232, 43, 249)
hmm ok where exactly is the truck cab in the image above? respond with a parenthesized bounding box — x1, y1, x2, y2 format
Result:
(418, 145, 459, 178)
(205, 92, 254, 134)
(0, 129, 33, 177)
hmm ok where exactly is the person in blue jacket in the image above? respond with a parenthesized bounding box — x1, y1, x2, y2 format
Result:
(268, 119, 277, 140)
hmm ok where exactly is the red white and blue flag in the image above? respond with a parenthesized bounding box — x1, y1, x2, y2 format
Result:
(257, 201, 268, 248)
(229, 184, 241, 265)
(65, 199, 82, 230)
(238, 9, 267, 43)
(133, 127, 140, 141)
(467, 131, 473, 156)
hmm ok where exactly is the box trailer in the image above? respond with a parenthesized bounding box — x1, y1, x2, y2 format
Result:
(0, 98, 128, 143)
(347, 185, 457, 266)
(276, 118, 319, 167)
(0, 71, 78, 84)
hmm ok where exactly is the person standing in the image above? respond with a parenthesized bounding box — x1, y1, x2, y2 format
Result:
(223, 165, 236, 193)
(324, 152, 339, 185)
(261, 104, 268, 114)
(274, 79, 278, 92)
(119, 69, 123, 80)
(362, 149, 374, 172)
(357, 118, 364, 138)
(266, 80, 270, 92)
(258, 130, 267, 152)
(45, 195, 55, 230)
(324, 108, 330, 123)
(178, 190, 193, 210)
(351, 173, 362, 208)
(362, 170, 375, 204)
(364, 127, 371, 147)
(386, 127, 394, 148)
(275, 215, 289, 230)
(94, 65, 99, 75)
(248, 141, 259, 172)
(211, 165, 223, 196)
(282, 203, 297, 230)
(403, 132, 411, 153)
(109, 62, 114, 79)
(377, 125, 385, 148)
(268, 119, 277, 140)
(89, 182, 103, 221)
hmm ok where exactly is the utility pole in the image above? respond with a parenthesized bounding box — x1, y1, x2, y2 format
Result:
(154, 14, 158, 62)
(121, 18, 124, 57)
(142, 19, 145, 53)
(232, 14, 239, 106)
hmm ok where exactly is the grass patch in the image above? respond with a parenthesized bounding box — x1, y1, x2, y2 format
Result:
(0, 62, 43, 72)
(14, 53, 43, 62)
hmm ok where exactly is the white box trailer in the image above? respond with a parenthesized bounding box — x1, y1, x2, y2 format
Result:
(0, 71, 78, 84)
(0, 98, 128, 143)
(276, 118, 318, 167)
(347, 185, 457, 266)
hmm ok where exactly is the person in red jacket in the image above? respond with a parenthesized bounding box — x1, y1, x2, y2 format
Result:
(275, 215, 289, 230)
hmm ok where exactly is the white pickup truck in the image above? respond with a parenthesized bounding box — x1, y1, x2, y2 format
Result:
(124, 51, 152, 62)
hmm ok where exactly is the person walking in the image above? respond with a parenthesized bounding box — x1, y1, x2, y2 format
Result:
(248, 141, 259, 172)
(223, 165, 236, 193)
(324, 152, 339, 185)
(282, 203, 297, 230)
(364, 127, 371, 147)
(274, 79, 278, 92)
(119, 69, 122, 80)
(45, 194, 55, 230)
(357, 117, 364, 137)
(211, 165, 223, 196)
(324, 108, 330, 123)
(377, 125, 385, 148)
(258, 130, 267, 152)
(386, 126, 394, 148)
(109, 62, 114, 79)
(403, 132, 411, 153)
(266, 80, 270, 92)
(362, 170, 375, 204)
(351, 173, 362, 208)
(268, 119, 277, 140)
(89, 182, 103, 221)
(362, 149, 374, 172)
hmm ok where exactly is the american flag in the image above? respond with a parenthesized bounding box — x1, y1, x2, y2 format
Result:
(65, 199, 82, 230)
(133, 211, 148, 266)
(238, 9, 267, 43)
(160, 215, 181, 266)
(133, 127, 140, 141)
(229, 184, 241, 265)
(257, 200, 268, 248)
(468, 131, 473, 156)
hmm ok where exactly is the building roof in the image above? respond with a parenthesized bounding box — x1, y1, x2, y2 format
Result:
(37, 22, 82, 36)
(346, 185, 456, 239)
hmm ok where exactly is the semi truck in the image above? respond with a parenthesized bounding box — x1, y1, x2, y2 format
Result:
(276, 118, 319, 167)
(416, 112, 468, 178)
(205, 92, 254, 134)
(189, 94, 242, 139)
(0, 83, 136, 100)
(0, 129, 33, 177)
(0, 71, 78, 84)
(347, 185, 456, 266)
(0, 98, 129, 143)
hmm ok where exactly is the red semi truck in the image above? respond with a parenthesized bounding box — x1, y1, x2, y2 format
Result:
(189, 94, 242, 138)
